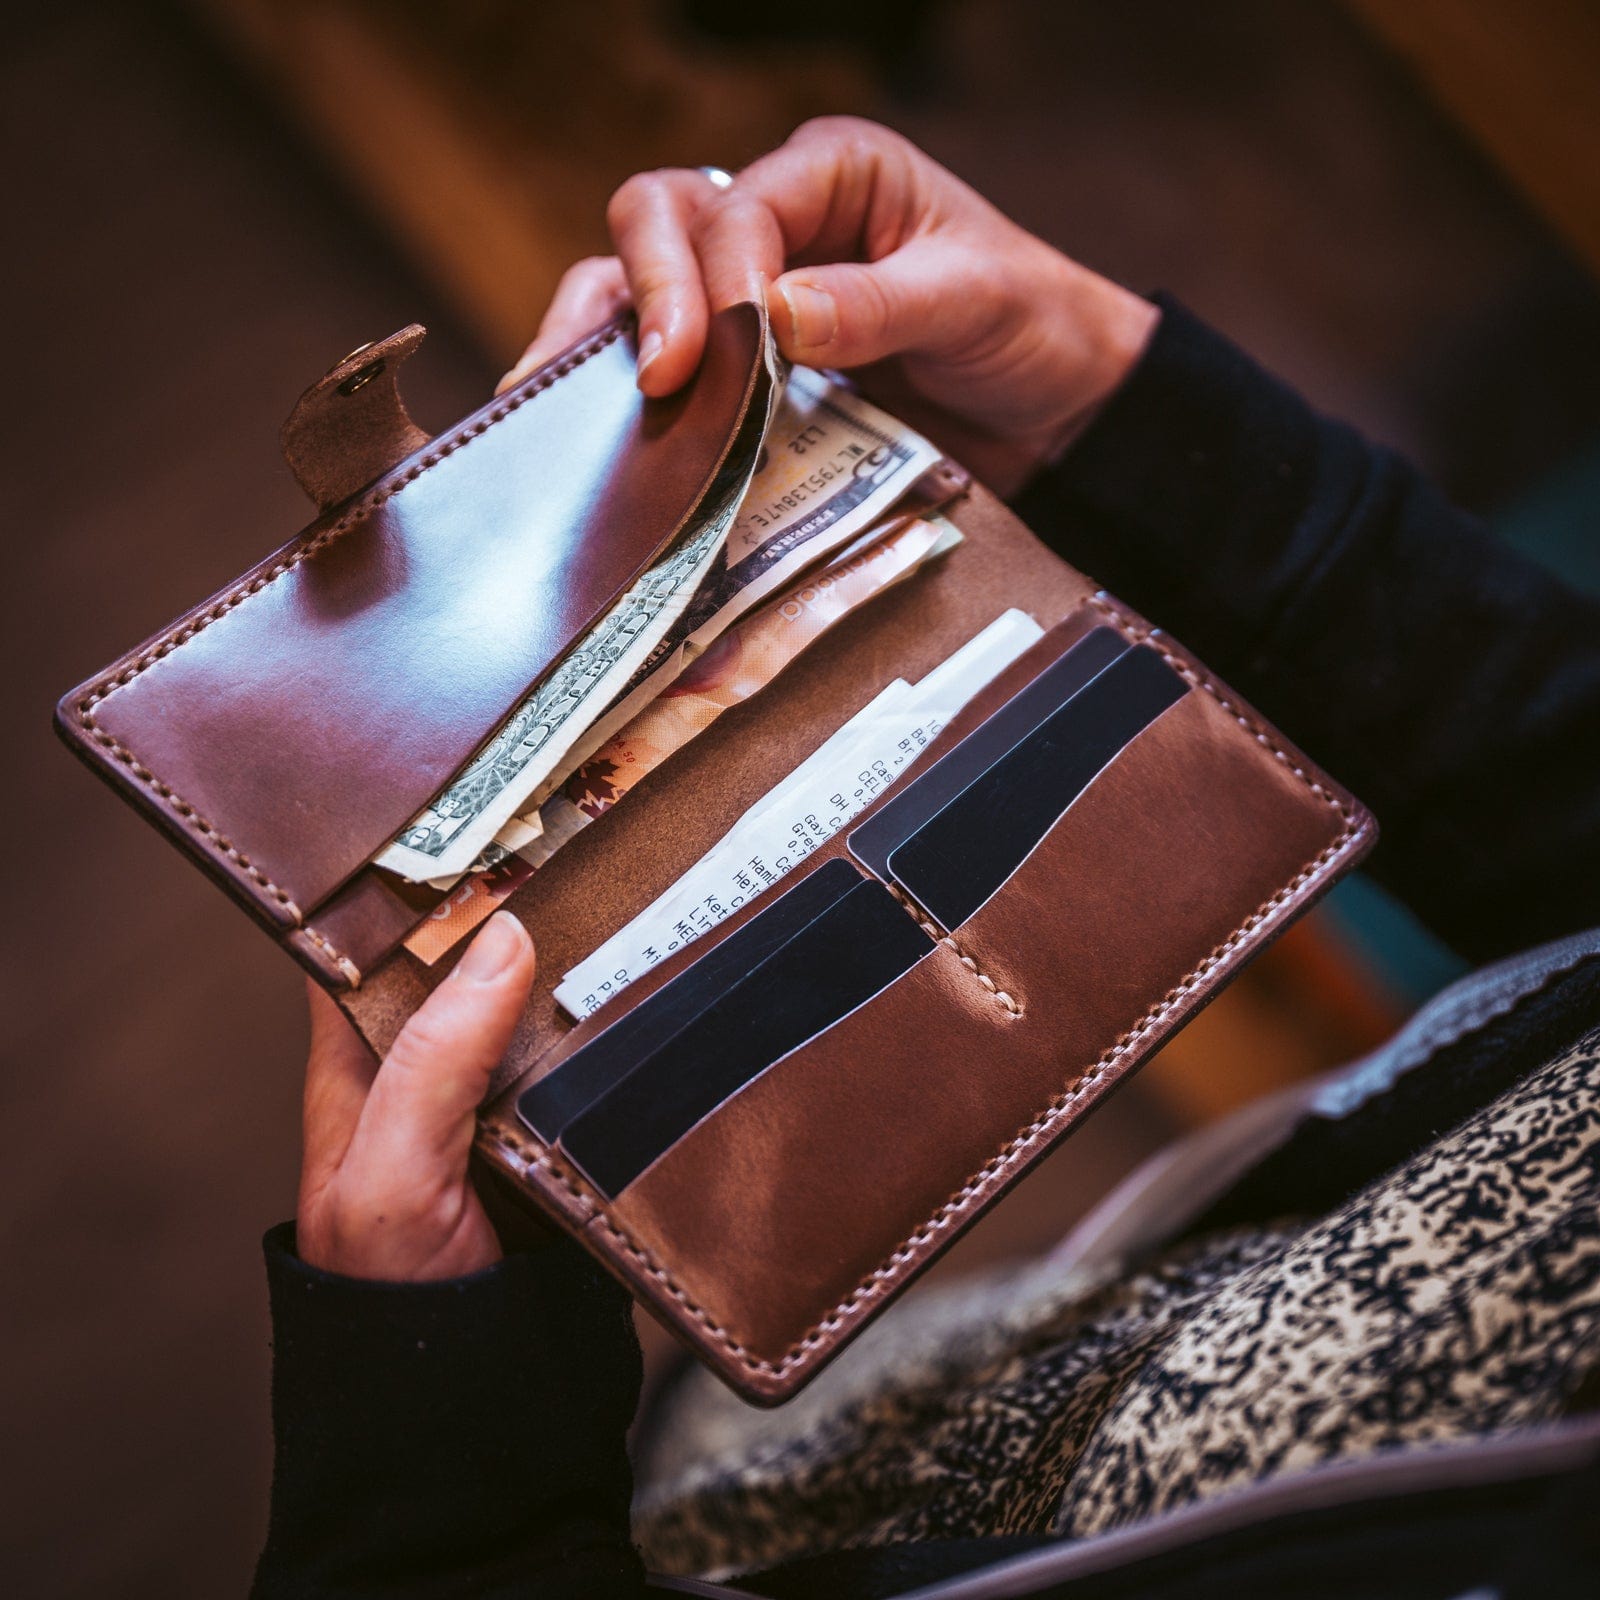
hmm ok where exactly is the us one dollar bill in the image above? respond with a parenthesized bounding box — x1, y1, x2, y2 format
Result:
(379, 346, 939, 885)
(486, 366, 944, 848)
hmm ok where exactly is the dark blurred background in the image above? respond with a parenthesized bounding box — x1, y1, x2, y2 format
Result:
(5, 0, 1598, 1592)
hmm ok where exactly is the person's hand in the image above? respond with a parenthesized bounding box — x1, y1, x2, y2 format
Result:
(498, 117, 1159, 494)
(296, 911, 538, 1281)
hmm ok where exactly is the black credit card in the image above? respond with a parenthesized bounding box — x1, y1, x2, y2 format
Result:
(888, 645, 1188, 929)
(557, 876, 932, 1199)
(517, 858, 863, 1144)
(847, 626, 1131, 883)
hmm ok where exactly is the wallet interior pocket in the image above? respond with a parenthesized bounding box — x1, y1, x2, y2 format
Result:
(599, 929, 1045, 1364)
(847, 629, 1190, 930)
(949, 655, 1358, 1029)
(519, 859, 941, 1198)
(845, 622, 1132, 882)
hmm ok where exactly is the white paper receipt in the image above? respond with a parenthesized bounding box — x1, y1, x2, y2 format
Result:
(553, 608, 1043, 1019)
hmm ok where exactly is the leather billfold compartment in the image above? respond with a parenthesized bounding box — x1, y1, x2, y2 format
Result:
(57, 303, 1376, 1403)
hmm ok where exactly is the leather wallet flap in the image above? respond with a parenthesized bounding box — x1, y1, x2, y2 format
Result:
(57, 304, 770, 937)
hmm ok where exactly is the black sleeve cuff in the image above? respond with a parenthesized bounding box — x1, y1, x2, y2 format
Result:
(1013, 292, 1345, 679)
(1013, 294, 1600, 963)
(253, 1223, 644, 1599)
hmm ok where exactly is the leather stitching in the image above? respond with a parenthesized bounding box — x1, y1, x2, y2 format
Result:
(300, 927, 363, 988)
(71, 321, 628, 977)
(71, 722, 306, 921)
(490, 595, 1370, 1383)
(888, 883, 1022, 1016)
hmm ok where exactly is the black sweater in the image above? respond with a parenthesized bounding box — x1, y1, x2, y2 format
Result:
(251, 300, 1600, 1598)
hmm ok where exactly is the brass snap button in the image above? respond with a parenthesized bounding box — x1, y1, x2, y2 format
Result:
(337, 358, 386, 396)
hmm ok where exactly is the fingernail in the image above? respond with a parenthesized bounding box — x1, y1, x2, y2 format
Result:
(636, 328, 664, 379)
(453, 912, 527, 984)
(779, 281, 836, 351)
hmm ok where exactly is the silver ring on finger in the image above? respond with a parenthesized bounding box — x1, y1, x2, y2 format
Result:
(698, 165, 736, 191)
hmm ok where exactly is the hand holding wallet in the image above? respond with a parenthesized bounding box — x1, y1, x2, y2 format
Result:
(57, 304, 1375, 1402)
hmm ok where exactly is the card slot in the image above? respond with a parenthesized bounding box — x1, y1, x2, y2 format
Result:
(601, 933, 1056, 1366)
(887, 645, 1189, 929)
(847, 624, 1131, 882)
(556, 875, 933, 1199)
(948, 680, 1358, 1028)
(517, 857, 864, 1143)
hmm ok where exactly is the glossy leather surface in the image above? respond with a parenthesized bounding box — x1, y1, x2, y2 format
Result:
(59, 304, 768, 924)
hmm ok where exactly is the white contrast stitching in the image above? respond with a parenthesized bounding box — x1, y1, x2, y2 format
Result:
(301, 926, 363, 989)
(888, 883, 1022, 1016)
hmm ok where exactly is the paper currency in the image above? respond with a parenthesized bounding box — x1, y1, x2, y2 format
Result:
(677, 366, 943, 653)
(377, 323, 782, 884)
(403, 855, 537, 965)
(499, 367, 945, 827)
(402, 515, 961, 964)
(379, 356, 937, 885)
(552, 608, 1044, 1020)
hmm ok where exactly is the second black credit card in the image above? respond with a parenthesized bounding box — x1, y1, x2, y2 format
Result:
(847, 626, 1130, 882)
(558, 876, 932, 1199)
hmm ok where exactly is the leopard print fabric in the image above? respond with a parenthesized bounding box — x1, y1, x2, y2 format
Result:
(633, 1031, 1600, 1579)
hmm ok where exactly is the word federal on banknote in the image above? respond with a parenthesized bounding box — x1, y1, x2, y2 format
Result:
(377, 346, 940, 887)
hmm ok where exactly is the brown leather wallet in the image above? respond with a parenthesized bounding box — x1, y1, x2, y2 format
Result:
(57, 303, 1376, 1402)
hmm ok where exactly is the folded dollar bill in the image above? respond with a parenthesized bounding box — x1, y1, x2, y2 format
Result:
(377, 348, 940, 885)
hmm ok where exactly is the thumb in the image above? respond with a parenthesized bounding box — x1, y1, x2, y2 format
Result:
(771, 239, 993, 371)
(352, 912, 537, 1176)
(301, 981, 380, 1193)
